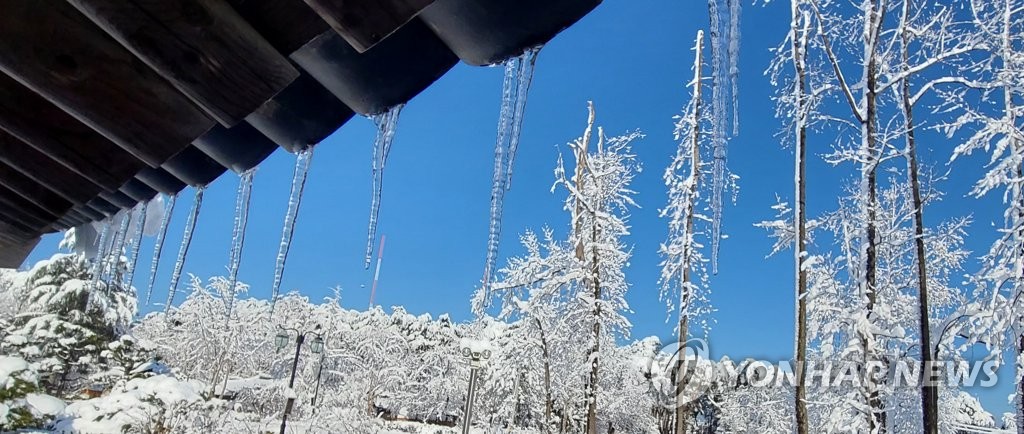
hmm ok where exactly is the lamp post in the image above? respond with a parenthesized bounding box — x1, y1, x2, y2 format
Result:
(460, 345, 491, 434)
(274, 324, 324, 434)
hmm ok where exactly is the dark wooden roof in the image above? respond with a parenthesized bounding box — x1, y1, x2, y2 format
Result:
(0, 0, 601, 267)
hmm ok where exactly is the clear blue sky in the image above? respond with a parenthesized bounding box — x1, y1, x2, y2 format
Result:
(23, 0, 1012, 417)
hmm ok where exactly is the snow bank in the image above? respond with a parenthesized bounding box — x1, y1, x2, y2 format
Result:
(53, 375, 205, 433)
(0, 355, 31, 389)
(25, 393, 65, 415)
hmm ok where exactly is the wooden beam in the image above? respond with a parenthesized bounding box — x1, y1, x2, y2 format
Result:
(304, 0, 435, 52)
(0, 209, 42, 239)
(98, 190, 137, 210)
(0, 73, 146, 192)
(0, 235, 40, 268)
(76, 204, 107, 222)
(0, 185, 57, 228)
(0, 131, 104, 205)
(246, 72, 355, 152)
(227, 0, 331, 55)
(292, 20, 458, 115)
(69, 0, 299, 127)
(87, 197, 120, 217)
(0, 160, 75, 218)
(120, 178, 158, 203)
(162, 145, 228, 187)
(137, 167, 186, 195)
(0, 1, 215, 167)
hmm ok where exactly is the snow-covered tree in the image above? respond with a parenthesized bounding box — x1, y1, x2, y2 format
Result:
(1, 253, 136, 397)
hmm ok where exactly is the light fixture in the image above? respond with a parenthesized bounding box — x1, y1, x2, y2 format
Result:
(310, 336, 324, 354)
(275, 332, 289, 351)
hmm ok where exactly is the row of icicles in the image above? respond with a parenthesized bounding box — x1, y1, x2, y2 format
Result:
(85, 103, 405, 320)
(87, 24, 737, 319)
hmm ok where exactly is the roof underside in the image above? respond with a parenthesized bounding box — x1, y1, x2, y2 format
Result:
(0, 0, 601, 267)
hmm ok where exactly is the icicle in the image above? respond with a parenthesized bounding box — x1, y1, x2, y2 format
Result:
(706, 0, 740, 274)
(364, 105, 404, 269)
(270, 147, 314, 314)
(145, 194, 177, 306)
(165, 187, 205, 312)
(89, 220, 112, 292)
(104, 211, 132, 283)
(504, 46, 541, 188)
(728, 0, 741, 136)
(481, 47, 543, 301)
(123, 202, 148, 292)
(224, 169, 256, 318)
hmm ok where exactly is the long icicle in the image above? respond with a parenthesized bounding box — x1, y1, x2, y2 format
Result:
(504, 46, 541, 188)
(481, 47, 542, 302)
(165, 187, 205, 312)
(270, 147, 314, 315)
(365, 105, 404, 269)
(146, 194, 177, 306)
(105, 211, 132, 283)
(123, 202, 148, 294)
(90, 220, 113, 292)
(707, 0, 739, 274)
(225, 169, 256, 317)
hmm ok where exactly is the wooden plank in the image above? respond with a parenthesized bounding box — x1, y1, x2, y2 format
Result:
(291, 21, 458, 115)
(137, 167, 186, 195)
(120, 178, 158, 203)
(87, 197, 121, 217)
(98, 190, 136, 209)
(0, 185, 56, 227)
(0, 160, 75, 218)
(304, 0, 435, 52)
(0, 73, 146, 192)
(0, 210, 41, 240)
(76, 204, 107, 222)
(70, 0, 299, 127)
(162, 145, 228, 187)
(0, 234, 39, 268)
(0, 131, 104, 205)
(0, 1, 215, 168)
(246, 72, 354, 152)
(227, 0, 331, 55)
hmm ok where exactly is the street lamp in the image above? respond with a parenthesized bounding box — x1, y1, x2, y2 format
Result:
(274, 324, 323, 434)
(460, 344, 491, 434)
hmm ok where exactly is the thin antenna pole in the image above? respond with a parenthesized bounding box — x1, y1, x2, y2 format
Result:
(368, 234, 386, 308)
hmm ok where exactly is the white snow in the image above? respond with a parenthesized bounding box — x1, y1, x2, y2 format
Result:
(0, 356, 29, 389)
(26, 393, 65, 415)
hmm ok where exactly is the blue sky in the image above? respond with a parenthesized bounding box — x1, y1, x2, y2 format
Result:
(23, 0, 1014, 416)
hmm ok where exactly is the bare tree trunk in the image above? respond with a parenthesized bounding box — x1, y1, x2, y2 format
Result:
(674, 30, 705, 434)
(897, 1, 937, 432)
(536, 318, 554, 433)
(817, 0, 887, 428)
(790, 2, 810, 433)
(574, 103, 600, 434)
(862, 0, 886, 425)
